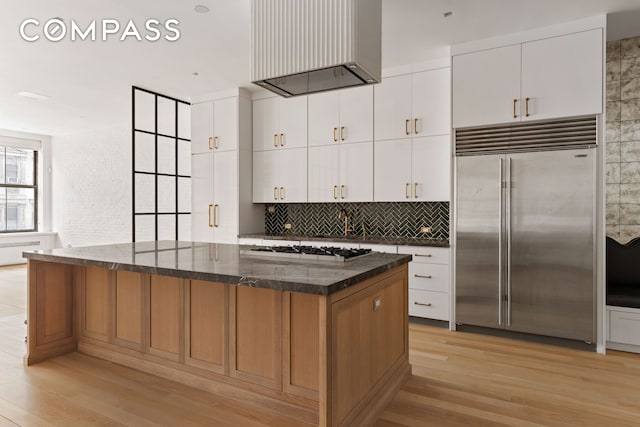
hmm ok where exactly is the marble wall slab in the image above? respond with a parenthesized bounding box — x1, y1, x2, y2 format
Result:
(606, 35, 640, 243)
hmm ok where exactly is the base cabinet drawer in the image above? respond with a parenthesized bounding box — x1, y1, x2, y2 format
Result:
(408, 263, 449, 292)
(398, 246, 449, 264)
(409, 289, 449, 321)
(609, 308, 640, 346)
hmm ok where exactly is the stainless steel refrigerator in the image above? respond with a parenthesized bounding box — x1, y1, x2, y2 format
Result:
(455, 117, 596, 342)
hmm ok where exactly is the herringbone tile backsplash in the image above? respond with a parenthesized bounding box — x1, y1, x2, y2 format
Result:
(264, 202, 449, 241)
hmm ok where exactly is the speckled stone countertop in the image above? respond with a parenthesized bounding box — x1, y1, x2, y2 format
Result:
(239, 233, 450, 248)
(23, 241, 412, 296)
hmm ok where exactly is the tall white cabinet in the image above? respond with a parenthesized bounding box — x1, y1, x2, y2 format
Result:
(373, 66, 451, 202)
(191, 89, 262, 243)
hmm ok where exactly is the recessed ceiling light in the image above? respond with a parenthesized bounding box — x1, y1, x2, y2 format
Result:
(443, 11, 453, 18)
(194, 5, 210, 14)
(17, 91, 50, 101)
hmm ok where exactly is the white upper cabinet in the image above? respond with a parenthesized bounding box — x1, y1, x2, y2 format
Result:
(375, 69, 450, 141)
(411, 135, 451, 202)
(191, 97, 238, 154)
(253, 148, 307, 203)
(308, 86, 373, 147)
(374, 139, 412, 201)
(453, 28, 603, 128)
(253, 96, 307, 151)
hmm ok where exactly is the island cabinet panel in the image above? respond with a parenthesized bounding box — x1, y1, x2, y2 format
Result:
(81, 267, 112, 342)
(114, 270, 145, 350)
(149, 275, 184, 362)
(185, 280, 228, 374)
(230, 286, 282, 390)
(284, 292, 320, 400)
(329, 269, 408, 426)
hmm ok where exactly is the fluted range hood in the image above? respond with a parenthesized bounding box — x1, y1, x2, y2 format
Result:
(251, 0, 382, 98)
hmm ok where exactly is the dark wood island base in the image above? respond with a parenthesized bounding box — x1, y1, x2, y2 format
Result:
(25, 246, 410, 427)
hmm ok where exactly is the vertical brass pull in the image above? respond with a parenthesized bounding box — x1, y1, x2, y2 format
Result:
(213, 136, 218, 149)
(405, 183, 410, 199)
(513, 99, 518, 119)
(340, 185, 345, 199)
(333, 127, 337, 142)
(414, 183, 418, 198)
(273, 134, 278, 147)
(274, 187, 278, 200)
(340, 126, 345, 141)
(405, 119, 410, 135)
(208, 137, 213, 150)
(213, 204, 219, 227)
(280, 187, 285, 200)
(525, 97, 530, 117)
(207, 204, 213, 227)
(333, 185, 338, 200)
(280, 133, 284, 146)
(414, 118, 418, 134)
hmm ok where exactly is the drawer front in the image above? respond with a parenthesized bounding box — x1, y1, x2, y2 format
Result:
(262, 239, 300, 247)
(238, 238, 263, 246)
(409, 263, 449, 292)
(609, 309, 640, 346)
(359, 244, 397, 254)
(397, 246, 449, 264)
(408, 289, 449, 321)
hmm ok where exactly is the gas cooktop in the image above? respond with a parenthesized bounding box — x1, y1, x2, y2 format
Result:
(244, 245, 373, 262)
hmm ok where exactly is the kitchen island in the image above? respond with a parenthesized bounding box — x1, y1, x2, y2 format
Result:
(23, 241, 412, 427)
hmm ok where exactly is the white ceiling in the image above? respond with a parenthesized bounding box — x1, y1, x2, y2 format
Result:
(1, 0, 639, 137)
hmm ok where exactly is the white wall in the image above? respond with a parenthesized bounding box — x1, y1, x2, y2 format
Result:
(51, 125, 131, 247)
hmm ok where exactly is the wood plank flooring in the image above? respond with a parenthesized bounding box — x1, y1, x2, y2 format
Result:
(1, 264, 640, 426)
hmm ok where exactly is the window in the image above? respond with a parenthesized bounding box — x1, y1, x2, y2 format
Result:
(0, 146, 37, 232)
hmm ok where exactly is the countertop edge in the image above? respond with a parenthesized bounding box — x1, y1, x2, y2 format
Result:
(238, 234, 450, 248)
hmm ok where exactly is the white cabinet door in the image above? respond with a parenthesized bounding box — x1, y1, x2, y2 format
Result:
(412, 135, 451, 202)
(191, 102, 214, 154)
(340, 142, 373, 202)
(278, 148, 308, 202)
(452, 44, 521, 128)
(213, 97, 238, 151)
(374, 139, 412, 202)
(521, 29, 603, 121)
(253, 97, 279, 151)
(308, 145, 340, 202)
(374, 74, 412, 141)
(213, 151, 238, 243)
(308, 92, 339, 147)
(413, 68, 451, 136)
(279, 96, 308, 149)
(339, 86, 373, 144)
(191, 153, 214, 241)
(253, 150, 279, 202)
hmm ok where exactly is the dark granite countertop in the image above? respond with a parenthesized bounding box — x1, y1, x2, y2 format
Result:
(238, 233, 450, 248)
(23, 241, 412, 296)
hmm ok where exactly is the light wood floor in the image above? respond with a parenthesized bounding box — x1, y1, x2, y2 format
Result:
(1, 265, 640, 426)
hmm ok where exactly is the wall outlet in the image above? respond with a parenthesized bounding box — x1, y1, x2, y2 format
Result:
(420, 226, 433, 234)
(267, 206, 276, 214)
(284, 223, 292, 230)
(373, 296, 382, 311)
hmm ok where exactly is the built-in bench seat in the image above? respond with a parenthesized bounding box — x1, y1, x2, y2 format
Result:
(606, 236, 640, 309)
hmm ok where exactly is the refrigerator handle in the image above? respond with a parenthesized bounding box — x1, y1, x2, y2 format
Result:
(498, 157, 503, 326)
(507, 157, 512, 327)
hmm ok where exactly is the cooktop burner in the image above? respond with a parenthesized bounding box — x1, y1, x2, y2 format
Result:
(246, 245, 373, 262)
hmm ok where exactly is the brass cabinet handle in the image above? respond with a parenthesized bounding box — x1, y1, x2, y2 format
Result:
(333, 185, 338, 200)
(208, 137, 213, 150)
(340, 185, 345, 199)
(513, 99, 518, 119)
(405, 119, 410, 135)
(340, 126, 345, 141)
(333, 127, 337, 142)
(414, 254, 432, 258)
(525, 97, 530, 117)
(414, 301, 432, 307)
(213, 136, 218, 149)
(213, 204, 219, 227)
(207, 204, 214, 227)
(273, 134, 278, 147)
(274, 187, 278, 200)
(414, 274, 432, 279)
(280, 133, 284, 146)
(280, 186, 285, 200)
(405, 183, 410, 199)
(414, 118, 418, 134)
(414, 182, 418, 199)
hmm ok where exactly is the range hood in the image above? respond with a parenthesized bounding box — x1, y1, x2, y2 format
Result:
(251, 0, 382, 98)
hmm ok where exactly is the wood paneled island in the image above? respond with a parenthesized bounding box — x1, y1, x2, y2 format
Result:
(23, 241, 412, 426)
